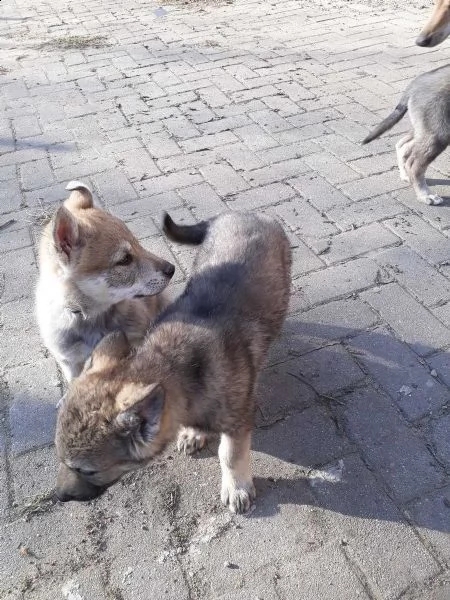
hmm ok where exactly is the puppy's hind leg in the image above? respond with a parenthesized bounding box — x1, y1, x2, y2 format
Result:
(406, 137, 446, 205)
(396, 132, 414, 182)
(219, 430, 255, 514)
(177, 426, 207, 455)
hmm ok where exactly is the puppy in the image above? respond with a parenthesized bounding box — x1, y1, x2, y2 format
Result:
(362, 64, 450, 206)
(36, 181, 175, 382)
(55, 211, 291, 513)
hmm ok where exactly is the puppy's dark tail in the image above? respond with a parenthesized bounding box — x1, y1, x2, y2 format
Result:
(361, 95, 409, 144)
(163, 212, 209, 245)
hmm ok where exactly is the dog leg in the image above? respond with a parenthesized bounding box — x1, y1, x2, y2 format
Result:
(406, 138, 445, 205)
(219, 430, 255, 514)
(396, 133, 414, 182)
(177, 426, 207, 455)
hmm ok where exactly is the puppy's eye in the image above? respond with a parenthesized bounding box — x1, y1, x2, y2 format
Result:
(75, 468, 97, 477)
(115, 253, 133, 267)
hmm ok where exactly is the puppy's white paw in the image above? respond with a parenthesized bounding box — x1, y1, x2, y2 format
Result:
(176, 427, 206, 455)
(421, 193, 444, 206)
(399, 172, 409, 182)
(221, 479, 256, 514)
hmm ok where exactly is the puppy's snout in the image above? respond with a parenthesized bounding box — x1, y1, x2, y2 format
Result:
(416, 34, 432, 47)
(54, 485, 104, 503)
(162, 261, 175, 278)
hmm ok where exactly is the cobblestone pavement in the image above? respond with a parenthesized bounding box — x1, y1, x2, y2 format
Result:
(0, 0, 449, 598)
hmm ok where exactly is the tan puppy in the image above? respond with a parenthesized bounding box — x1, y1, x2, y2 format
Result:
(36, 181, 175, 382)
(55, 211, 291, 513)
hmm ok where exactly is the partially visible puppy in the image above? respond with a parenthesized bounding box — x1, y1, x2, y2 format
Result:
(362, 65, 450, 206)
(55, 211, 291, 513)
(36, 181, 175, 382)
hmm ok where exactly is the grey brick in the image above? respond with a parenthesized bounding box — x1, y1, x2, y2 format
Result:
(199, 162, 249, 195)
(234, 123, 277, 151)
(178, 182, 227, 219)
(349, 152, 397, 176)
(430, 415, 450, 469)
(276, 543, 370, 600)
(244, 158, 309, 186)
(231, 85, 278, 103)
(179, 131, 237, 153)
(339, 171, 407, 201)
(342, 386, 445, 502)
(427, 351, 450, 388)
(254, 405, 349, 466)
(19, 159, 54, 191)
(228, 182, 296, 210)
(311, 454, 441, 600)
(257, 140, 321, 164)
(295, 257, 384, 305)
(269, 198, 338, 239)
(249, 108, 292, 133)
(326, 195, 406, 230)
(375, 246, 450, 307)
(302, 152, 360, 185)
(218, 142, 264, 170)
(362, 284, 450, 356)
(347, 327, 449, 421)
(12, 115, 41, 139)
(200, 114, 252, 135)
(0, 178, 22, 214)
(0, 227, 32, 253)
(157, 149, 217, 174)
(290, 239, 324, 278)
(275, 81, 315, 101)
(324, 223, 399, 264)
(116, 148, 160, 181)
(384, 215, 450, 266)
(143, 132, 181, 158)
(138, 170, 203, 196)
(317, 133, 371, 161)
(197, 85, 230, 107)
(92, 169, 138, 206)
(7, 358, 59, 454)
(109, 192, 182, 220)
(12, 446, 58, 505)
(289, 172, 350, 210)
(408, 486, 450, 564)
(163, 115, 201, 140)
(0, 246, 36, 303)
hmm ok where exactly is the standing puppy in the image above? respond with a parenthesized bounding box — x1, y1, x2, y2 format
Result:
(362, 65, 450, 206)
(55, 212, 291, 513)
(36, 181, 175, 382)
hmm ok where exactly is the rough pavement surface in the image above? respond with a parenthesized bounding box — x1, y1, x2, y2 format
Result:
(0, 0, 449, 598)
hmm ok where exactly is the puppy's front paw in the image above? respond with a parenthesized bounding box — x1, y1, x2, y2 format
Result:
(421, 193, 444, 206)
(221, 479, 256, 514)
(177, 427, 206, 455)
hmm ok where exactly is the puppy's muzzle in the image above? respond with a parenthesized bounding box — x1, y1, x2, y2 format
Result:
(415, 33, 433, 47)
(55, 464, 107, 503)
(162, 261, 175, 278)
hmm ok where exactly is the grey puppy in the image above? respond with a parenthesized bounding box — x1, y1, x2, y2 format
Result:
(362, 64, 450, 205)
(55, 211, 291, 514)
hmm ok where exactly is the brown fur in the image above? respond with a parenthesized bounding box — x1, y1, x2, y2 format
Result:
(55, 212, 291, 513)
(36, 181, 175, 382)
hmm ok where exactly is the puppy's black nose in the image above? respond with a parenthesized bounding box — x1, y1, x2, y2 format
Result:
(163, 262, 175, 278)
(416, 34, 431, 47)
(54, 490, 73, 503)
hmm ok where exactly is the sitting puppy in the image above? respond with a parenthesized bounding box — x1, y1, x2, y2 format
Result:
(36, 181, 175, 382)
(362, 64, 450, 206)
(55, 211, 291, 513)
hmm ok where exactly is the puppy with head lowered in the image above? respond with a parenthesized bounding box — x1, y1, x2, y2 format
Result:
(36, 181, 175, 382)
(55, 211, 291, 513)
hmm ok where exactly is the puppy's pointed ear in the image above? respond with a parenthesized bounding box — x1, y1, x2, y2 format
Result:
(64, 180, 94, 210)
(90, 332, 131, 372)
(52, 206, 79, 260)
(115, 384, 165, 443)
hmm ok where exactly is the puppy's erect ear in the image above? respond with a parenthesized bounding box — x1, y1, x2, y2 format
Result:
(52, 206, 79, 260)
(115, 384, 165, 443)
(64, 180, 94, 210)
(90, 332, 131, 372)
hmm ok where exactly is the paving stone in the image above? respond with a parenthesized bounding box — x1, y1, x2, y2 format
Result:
(302, 152, 360, 185)
(7, 358, 59, 455)
(311, 455, 441, 600)
(178, 182, 227, 219)
(199, 162, 249, 195)
(289, 172, 350, 210)
(244, 158, 310, 187)
(341, 386, 445, 503)
(408, 486, 450, 564)
(294, 257, 385, 306)
(326, 194, 407, 230)
(19, 159, 54, 191)
(12, 446, 58, 505)
(375, 246, 450, 308)
(227, 182, 295, 210)
(347, 327, 450, 421)
(426, 351, 450, 389)
(362, 284, 450, 356)
(0, 246, 37, 303)
(269, 197, 338, 239)
(324, 222, 399, 264)
(384, 214, 450, 266)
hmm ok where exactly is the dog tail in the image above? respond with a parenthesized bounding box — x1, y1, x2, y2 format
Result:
(163, 212, 209, 245)
(361, 96, 409, 145)
(65, 180, 94, 210)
